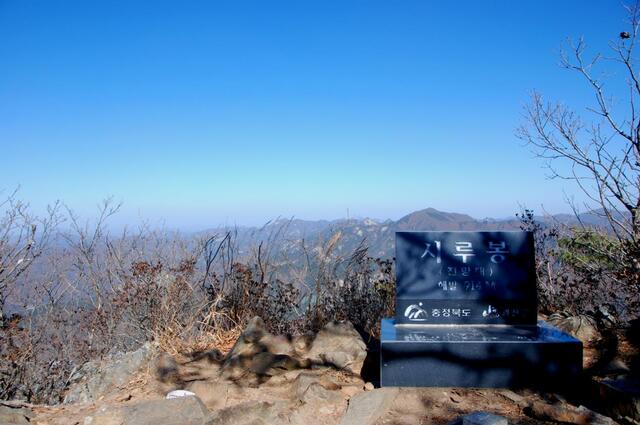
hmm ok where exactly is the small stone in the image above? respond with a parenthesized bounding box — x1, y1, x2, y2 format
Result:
(498, 389, 527, 407)
(364, 382, 374, 391)
(461, 411, 508, 425)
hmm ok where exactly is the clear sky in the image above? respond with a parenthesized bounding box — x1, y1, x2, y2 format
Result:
(0, 1, 628, 229)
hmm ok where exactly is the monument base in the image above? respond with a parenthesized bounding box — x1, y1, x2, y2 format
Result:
(380, 319, 582, 388)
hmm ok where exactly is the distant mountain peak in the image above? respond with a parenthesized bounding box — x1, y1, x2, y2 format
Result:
(396, 207, 477, 230)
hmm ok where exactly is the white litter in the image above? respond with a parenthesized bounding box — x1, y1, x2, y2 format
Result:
(166, 390, 196, 399)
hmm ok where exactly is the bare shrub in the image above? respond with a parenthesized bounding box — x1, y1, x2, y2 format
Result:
(303, 238, 395, 337)
(0, 189, 61, 327)
(517, 2, 640, 321)
(519, 209, 639, 322)
(0, 201, 396, 404)
(0, 190, 65, 402)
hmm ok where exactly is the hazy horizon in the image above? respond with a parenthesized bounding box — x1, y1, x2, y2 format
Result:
(7, 199, 588, 233)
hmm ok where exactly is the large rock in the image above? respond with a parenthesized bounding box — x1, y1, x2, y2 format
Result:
(65, 343, 154, 404)
(304, 321, 367, 375)
(199, 318, 366, 385)
(89, 395, 210, 425)
(221, 317, 302, 381)
(223, 317, 269, 364)
(339, 388, 398, 425)
(0, 405, 34, 424)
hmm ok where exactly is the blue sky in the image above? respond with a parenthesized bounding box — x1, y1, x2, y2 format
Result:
(0, 1, 628, 228)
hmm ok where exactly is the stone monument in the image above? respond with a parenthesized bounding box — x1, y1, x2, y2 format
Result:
(380, 231, 582, 388)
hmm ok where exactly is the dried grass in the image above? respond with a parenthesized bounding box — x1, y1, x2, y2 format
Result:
(153, 304, 243, 357)
(1, 212, 396, 404)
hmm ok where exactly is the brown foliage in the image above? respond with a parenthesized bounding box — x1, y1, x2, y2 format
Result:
(0, 201, 395, 404)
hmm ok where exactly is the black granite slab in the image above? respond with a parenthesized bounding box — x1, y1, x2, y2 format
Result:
(395, 231, 537, 325)
(380, 319, 582, 388)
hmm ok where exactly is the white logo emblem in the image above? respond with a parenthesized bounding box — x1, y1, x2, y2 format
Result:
(404, 302, 428, 321)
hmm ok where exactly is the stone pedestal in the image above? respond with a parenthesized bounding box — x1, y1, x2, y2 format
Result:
(380, 319, 582, 388)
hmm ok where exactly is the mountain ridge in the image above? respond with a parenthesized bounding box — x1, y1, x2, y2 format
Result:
(197, 207, 615, 260)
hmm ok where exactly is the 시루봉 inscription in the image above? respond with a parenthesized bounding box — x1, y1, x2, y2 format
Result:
(395, 231, 537, 325)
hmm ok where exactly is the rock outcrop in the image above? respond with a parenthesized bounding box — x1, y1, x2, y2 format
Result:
(215, 317, 367, 383)
(339, 388, 398, 425)
(87, 395, 210, 425)
(0, 404, 34, 424)
(304, 321, 368, 375)
(65, 343, 154, 404)
(9, 317, 623, 425)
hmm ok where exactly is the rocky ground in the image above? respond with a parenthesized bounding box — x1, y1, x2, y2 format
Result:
(1, 316, 638, 425)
